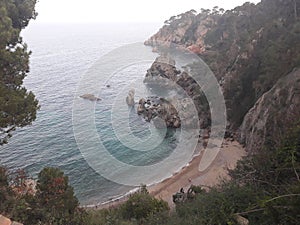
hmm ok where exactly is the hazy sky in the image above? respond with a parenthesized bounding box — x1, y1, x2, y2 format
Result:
(35, 0, 261, 23)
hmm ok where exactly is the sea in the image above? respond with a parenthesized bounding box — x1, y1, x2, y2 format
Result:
(0, 22, 195, 206)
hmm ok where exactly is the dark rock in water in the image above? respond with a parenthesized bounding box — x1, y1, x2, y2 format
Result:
(126, 89, 135, 107)
(106, 84, 111, 88)
(173, 119, 180, 128)
(80, 94, 101, 101)
(137, 96, 181, 129)
(137, 98, 146, 114)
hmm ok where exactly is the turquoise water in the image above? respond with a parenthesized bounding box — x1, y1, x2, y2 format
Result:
(0, 22, 185, 205)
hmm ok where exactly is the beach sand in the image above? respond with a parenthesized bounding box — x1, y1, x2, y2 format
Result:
(87, 139, 246, 210)
(148, 140, 246, 208)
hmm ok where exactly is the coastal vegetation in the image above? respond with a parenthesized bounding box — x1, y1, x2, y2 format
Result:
(1, 124, 299, 224)
(0, 167, 85, 224)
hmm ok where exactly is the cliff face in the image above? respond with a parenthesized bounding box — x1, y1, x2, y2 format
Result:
(144, 0, 300, 152)
(145, 10, 214, 55)
(240, 68, 300, 152)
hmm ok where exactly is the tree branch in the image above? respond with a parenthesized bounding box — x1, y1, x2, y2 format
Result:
(264, 194, 300, 203)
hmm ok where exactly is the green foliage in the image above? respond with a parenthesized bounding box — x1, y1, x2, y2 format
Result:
(120, 186, 169, 221)
(35, 167, 81, 225)
(85, 208, 135, 225)
(189, 184, 205, 194)
(0, 0, 39, 145)
(0, 167, 15, 214)
(84, 187, 169, 225)
(173, 184, 256, 225)
(0, 167, 85, 225)
(227, 124, 300, 224)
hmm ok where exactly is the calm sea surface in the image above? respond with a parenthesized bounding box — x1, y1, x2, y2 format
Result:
(0, 22, 187, 205)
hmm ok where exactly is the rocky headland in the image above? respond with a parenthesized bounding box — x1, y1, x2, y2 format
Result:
(143, 0, 300, 152)
(143, 56, 211, 130)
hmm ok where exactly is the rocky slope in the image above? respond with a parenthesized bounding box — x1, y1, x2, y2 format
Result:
(144, 0, 300, 152)
(240, 68, 300, 152)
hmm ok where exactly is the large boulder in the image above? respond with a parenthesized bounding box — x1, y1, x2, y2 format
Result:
(0, 215, 11, 225)
(126, 89, 135, 107)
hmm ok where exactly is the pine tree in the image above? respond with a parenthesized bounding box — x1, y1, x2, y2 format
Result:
(0, 0, 39, 145)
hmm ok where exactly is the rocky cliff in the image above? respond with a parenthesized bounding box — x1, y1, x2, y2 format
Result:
(240, 68, 300, 152)
(144, 0, 300, 152)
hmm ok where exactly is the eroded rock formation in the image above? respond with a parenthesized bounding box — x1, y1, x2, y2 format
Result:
(137, 96, 181, 129)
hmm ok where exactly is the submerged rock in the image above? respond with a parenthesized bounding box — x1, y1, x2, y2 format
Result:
(137, 98, 146, 114)
(80, 94, 101, 101)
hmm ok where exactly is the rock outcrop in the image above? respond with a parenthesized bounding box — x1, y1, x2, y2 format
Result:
(144, 56, 211, 129)
(0, 215, 23, 225)
(240, 68, 300, 152)
(144, 10, 212, 55)
(137, 96, 181, 129)
(144, 55, 181, 85)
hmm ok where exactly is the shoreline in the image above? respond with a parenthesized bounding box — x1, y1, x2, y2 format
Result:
(84, 139, 246, 210)
(148, 139, 246, 207)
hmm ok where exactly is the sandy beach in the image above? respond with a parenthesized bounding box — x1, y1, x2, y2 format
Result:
(148, 140, 246, 208)
(87, 139, 246, 210)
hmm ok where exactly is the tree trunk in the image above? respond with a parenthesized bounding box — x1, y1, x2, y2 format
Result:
(293, 0, 298, 20)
